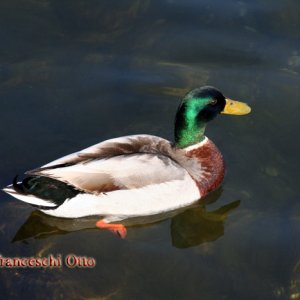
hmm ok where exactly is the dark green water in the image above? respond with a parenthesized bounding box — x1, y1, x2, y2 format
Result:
(1, 1, 300, 299)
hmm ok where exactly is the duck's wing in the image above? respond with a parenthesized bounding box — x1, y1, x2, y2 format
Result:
(32, 135, 173, 169)
(26, 135, 189, 194)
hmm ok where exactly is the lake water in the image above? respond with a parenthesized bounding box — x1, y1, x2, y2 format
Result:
(1, 1, 300, 299)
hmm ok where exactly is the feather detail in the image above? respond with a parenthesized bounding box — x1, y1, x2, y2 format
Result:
(3, 184, 59, 208)
(29, 153, 188, 194)
(27, 135, 174, 171)
(41, 172, 200, 219)
(25, 135, 203, 194)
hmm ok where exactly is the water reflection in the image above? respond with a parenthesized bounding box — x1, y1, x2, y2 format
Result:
(171, 199, 240, 248)
(12, 189, 240, 248)
(12, 213, 98, 242)
(290, 257, 300, 300)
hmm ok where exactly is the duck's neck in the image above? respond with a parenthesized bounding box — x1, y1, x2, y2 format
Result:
(174, 100, 207, 148)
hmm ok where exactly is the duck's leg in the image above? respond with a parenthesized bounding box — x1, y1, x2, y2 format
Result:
(96, 218, 127, 239)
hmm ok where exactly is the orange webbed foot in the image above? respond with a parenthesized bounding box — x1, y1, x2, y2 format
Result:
(96, 219, 127, 239)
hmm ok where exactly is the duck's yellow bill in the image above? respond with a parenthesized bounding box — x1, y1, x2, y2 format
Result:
(221, 98, 251, 115)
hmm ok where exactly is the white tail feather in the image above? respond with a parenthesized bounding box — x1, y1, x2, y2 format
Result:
(3, 184, 57, 207)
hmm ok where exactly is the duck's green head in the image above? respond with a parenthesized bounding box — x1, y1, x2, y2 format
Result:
(175, 86, 251, 148)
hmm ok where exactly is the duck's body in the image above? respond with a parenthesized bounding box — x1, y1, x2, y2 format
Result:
(4, 135, 223, 218)
(3, 86, 250, 238)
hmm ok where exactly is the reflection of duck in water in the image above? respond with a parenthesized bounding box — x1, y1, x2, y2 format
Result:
(12, 188, 240, 248)
(171, 198, 240, 248)
(3, 86, 250, 238)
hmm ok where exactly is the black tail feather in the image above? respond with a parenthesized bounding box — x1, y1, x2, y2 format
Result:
(11, 175, 82, 208)
(13, 175, 28, 195)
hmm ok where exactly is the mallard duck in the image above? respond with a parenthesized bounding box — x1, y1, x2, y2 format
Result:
(3, 86, 251, 238)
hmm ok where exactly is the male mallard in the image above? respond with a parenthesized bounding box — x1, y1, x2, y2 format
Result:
(3, 86, 251, 238)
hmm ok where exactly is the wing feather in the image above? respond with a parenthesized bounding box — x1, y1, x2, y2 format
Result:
(34, 153, 187, 193)
(27, 135, 175, 173)
(26, 135, 193, 194)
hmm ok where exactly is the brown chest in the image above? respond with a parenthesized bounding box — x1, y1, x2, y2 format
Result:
(186, 140, 225, 197)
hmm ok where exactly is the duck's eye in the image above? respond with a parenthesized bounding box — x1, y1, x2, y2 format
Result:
(210, 99, 218, 105)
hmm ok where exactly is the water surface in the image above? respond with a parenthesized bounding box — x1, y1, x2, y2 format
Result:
(1, 1, 300, 299)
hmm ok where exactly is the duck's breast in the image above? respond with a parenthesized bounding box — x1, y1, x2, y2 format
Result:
(184, 137, 225, 196)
